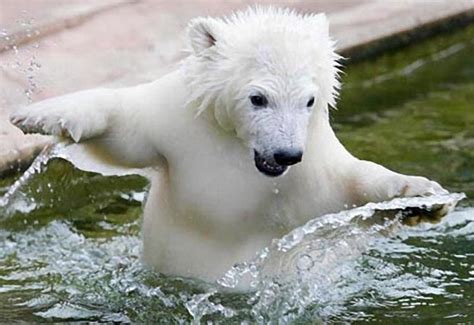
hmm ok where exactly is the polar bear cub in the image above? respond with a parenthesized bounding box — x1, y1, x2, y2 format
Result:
(10, 7, 447, 283)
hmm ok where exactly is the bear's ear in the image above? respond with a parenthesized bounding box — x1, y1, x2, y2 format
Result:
(187, 17, 220, 55)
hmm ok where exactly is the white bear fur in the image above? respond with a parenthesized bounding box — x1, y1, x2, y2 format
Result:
(10, 7, 447, 283)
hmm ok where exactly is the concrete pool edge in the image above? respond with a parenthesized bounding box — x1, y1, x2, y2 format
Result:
(1, 0, 474, 178)
(0, 0, 138, 54)
(338, 5, 474, 62)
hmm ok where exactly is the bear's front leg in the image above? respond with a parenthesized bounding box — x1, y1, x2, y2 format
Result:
(10, 88, 118, 142)
(350, 160, 449, 222)
(10, 86, 160, 168)
(351, 160, 447, 201)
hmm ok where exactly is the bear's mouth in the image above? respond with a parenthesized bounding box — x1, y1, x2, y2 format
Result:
(254, 150, 288, 177)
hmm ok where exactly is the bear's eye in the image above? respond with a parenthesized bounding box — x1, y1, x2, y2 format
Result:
(250, 95, 268, 108)
(307, 96, 315, 108)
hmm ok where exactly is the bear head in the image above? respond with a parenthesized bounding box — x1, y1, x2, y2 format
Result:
(184, 6, 341, 177)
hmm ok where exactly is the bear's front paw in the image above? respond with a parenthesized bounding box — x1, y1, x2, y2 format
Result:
(388, 175, 448, 199)
(386, 175, 451, 225)
(10, 112, 81, 141)
(401, 203, 451, 226)
(9, 89, 113, 143)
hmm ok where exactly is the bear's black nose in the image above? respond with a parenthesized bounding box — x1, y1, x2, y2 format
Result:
(274, 149, 303, 166)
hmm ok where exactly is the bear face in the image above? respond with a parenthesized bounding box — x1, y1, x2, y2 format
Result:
(232, 75, 316, 177)
(184, 7, 341, 177)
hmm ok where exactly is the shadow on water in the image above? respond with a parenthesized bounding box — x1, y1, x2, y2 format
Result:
(0, 25, 474, 323)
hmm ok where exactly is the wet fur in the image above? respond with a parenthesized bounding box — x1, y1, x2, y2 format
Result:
(10, 7, 447, 284)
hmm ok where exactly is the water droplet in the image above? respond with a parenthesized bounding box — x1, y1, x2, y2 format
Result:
(296, 253, 314, 272)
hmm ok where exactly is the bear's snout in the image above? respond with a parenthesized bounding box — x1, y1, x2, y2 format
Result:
(274, 149, 303, 166)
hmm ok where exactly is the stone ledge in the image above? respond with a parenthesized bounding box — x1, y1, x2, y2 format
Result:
(0, 0, 137, 53)
(333, 0, 474, 61)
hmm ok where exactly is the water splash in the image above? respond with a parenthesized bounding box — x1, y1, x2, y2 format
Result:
(0, 144, 59, 216)
(185, 289, 236, 323)
(0, 176, 469, 322)
(219, 193, 465, 288)
(0, 144, 467, 322)
(214, 193, 466, 322)
(1, 11, 42, 102)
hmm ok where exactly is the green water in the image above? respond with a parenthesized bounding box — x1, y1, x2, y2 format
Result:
(1, 25, 473, 323)
(336, 26, 474, 206)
